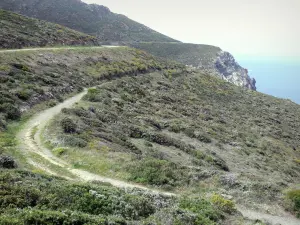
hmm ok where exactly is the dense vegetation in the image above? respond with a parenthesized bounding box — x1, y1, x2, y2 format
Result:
(45, 70, 300, 209)
(0, 9, 99, 49)
(0, 47, 183, 133)
(286, 189, 300, 218)
(130, 42, 221, 68)
(0, 169, 241, 224)
(0, 0, 178, 43)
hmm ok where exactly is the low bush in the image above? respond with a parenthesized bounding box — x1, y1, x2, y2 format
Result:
(211, 193, 236, 214)
(0, 209, 110, 225)
(16, 89, 33, 101)
(286, 189, 300, 217)
(0, 103, 21, 120)
(0, 155, 17, 168)
(128, 158, 184, 186)
(52, 147, 67, 156)
(184, 128, 212, 143)
(61, 117, 77, 133)
(61, 135, 87, 148)
(144, 132, 194, 153)
(179, 197, 221, 223)
(0, 170, 174, 223)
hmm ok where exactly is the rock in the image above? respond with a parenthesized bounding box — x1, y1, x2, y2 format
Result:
(197, 50, 256, 90)
(215, 51, 256, 90)
(0, 155, 18, 169)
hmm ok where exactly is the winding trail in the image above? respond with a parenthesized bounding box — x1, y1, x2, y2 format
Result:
(17, 88, 175, 196)
(238, 207, 300, 225)
(12, 46, 300, 224)
(0, 45, 119, 53)
(16, 87, 300, 225)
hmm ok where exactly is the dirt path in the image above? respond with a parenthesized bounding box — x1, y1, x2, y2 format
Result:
(238, 206, 300, 225)
(17, 88, 175, 196)
(0, 45, 119, 53)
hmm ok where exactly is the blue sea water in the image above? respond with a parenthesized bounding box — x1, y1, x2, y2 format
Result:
(236, 58, 300, 105)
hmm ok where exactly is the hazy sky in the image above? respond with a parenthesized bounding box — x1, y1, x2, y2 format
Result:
(82, 0, 300, 58)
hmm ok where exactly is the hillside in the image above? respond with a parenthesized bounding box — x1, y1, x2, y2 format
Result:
(43, 68, 300, 210)
(0, 0, 178, 43)
(0, 1, 257, 90)
(0, 47, 183, 131)
(130, 42, 257, 90)
(0, 47, 299, 224)
(0, 47, 248, 225)
(0, 9, 99, 49)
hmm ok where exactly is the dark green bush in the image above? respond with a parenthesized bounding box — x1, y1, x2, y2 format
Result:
(129, 158, 182, 186)
(62, 135, 87, 148)
(179, 197, 221, 223)
(168, 122, 182, 133)
(0, 170, 168, 223)
(287, 189, 300, 217)
(16, 89, 32, 101)
(184, 128, 212, 143)
(0, 103, 21, 120)
(0, 209, 117, 225)
(144, 132, 194, 153)
(61, 117, 77, 133)
(84, 88, 102, 102)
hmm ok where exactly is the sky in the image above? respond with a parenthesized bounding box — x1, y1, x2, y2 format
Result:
(82, 0, 300, 59)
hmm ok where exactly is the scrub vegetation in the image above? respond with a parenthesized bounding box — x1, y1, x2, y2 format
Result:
(44, 70, 300, 210)
(0, 9, 99, 49)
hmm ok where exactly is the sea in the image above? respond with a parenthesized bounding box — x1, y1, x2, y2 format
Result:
(237, 57, 300, 105)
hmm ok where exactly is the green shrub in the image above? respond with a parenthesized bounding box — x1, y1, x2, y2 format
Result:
(168, 123, 182, 133)
(62, 135, 87, 148)
(286, 189, 300, 217)
(211, 193, 236, 214)
(0, 209, 110, 225)
(16, 89, 32, 100)
(144, 132, 194, 153)
(0, 103, 21, 120)
(179, 197, 221, 223)
(47, 100, 57, 107)
(52, 147, 67, 156)
(184, 128, 211, 143)
(61, 117, 77, 133)
(129, 158, 182, 186)
(13, 63, 30, 72)
(85, 88, 102, 102)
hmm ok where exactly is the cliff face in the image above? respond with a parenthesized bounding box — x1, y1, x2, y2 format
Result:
(212, 51, 256, 90)
(131, 43, 257, 90)
(186, 50, 256, 90)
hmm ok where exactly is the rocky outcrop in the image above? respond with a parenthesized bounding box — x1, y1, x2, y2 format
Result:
(205, 51, 256, 90)
(195, 51, 256, 90)
(130, 43, 256, 90)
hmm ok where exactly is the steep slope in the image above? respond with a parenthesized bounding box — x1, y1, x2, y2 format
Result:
(0, 0, 178, 43)
(0, 47, 299, 224)
(0, 47, 248, 225)
(0, 1, 256, 90)
(44, 69, 300, 214)
(0, 46, 183, 131)
(0, 9, 99, 49)
(130, 42, 256, 90)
